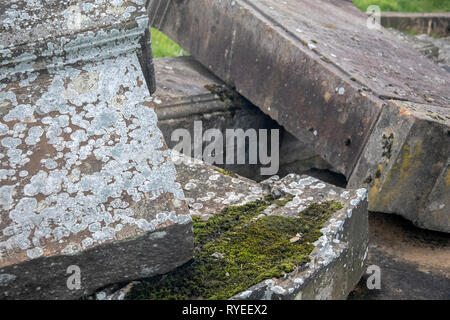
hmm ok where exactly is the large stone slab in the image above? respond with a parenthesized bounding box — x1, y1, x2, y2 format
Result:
(0, 1, 192, 299)
(380, 12, 450, 37)
(95, 153, 368, 300)
(148, 0, 450, 232)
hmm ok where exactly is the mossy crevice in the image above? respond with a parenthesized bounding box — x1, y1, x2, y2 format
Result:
(127, 196, 343, 300)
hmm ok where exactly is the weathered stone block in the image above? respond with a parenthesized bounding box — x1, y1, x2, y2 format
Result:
(380, 12, 450, 37)
(97, 153, 368, 300)
(0, 1, 192, 299)
(149, 0, 450, 232)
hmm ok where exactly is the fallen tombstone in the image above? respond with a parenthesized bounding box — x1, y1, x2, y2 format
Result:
(379, 12, 450, 37)
(148, 0, 450, 233)
(0, 1, 192, 299)
(153, 56, 333, 181)
(95, 152, 369, 300)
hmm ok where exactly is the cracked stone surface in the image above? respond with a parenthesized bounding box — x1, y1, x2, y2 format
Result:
(0, 0, 192, 299)
(149, 0, 450, 232)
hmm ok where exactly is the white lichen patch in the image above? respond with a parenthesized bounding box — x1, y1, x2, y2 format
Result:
(0, 273, 16, 286)
(0, 53, 186, 260)
(1, 1, 145, 48)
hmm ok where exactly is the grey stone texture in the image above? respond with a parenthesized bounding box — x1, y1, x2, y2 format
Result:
(148, 0, 450, 232)
(0, 1, 192, 299)
(380, 12, 450, 38)
(390, 29, 450, 68)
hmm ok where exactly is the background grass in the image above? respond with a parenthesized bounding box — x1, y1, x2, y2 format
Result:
(151, 28, 189, 58)
(353, 0, 450, 12)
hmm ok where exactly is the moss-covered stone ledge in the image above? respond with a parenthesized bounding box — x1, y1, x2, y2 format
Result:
(230, 174, 369, 300)
(126, 196, 344, 300)
(94, 153, 368, 300)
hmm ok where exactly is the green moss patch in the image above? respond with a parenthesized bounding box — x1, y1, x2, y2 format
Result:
(128, 197, 343, 300)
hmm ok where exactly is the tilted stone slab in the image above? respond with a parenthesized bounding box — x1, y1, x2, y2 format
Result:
(148, 0, 450, 232)
(153, 56, 332, 180)
(0, 1, 192, 299)
(233, 175, 368, 300)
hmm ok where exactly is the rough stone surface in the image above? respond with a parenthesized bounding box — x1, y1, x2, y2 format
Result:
(149, 0, 450, 232)
(0, 1, 192, 299)
(0, 0, 156, 92)
(348, 100, 450, 232)
(390, 29, 450, 68)
(230, 174, 369, 300)
(173, 152, 265, 219)
(96, 153, 369, 300)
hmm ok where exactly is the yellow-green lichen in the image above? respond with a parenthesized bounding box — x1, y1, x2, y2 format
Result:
(214, 168, 238, 178)
(127, 197, 343, 300)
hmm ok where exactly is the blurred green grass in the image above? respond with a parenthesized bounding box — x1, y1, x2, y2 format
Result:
(151, 28, 189, 58)
(353, 0, 450, 12)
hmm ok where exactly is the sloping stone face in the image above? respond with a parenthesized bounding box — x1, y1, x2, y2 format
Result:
(148, 0, 450, 232)
(0, 1, 192, 299)
(153, 56, 332, 181)
(174, 153, 369, 300)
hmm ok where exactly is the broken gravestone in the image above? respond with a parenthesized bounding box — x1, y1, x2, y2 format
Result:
(148, 0, 450, 232)
(95, 153, 368, 300)
(0, 0, 192, 299)
(380, 12, 450, 37)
